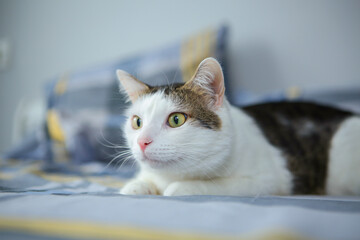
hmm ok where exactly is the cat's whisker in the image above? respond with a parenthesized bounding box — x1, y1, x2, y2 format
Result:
(130, 161, 137, 170)
(172, 68, 179, 84)
(117, 155, 134, 171)
(101, 144, 129, 149)
(96, 128, 130, 150)
(114, 153, 133, 169)
(104, 150, 132, 170)
(105, 150, 131, 159)
(161, 70, 171, 87)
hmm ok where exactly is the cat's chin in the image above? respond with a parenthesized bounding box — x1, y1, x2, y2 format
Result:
(139, 156, 177, 169)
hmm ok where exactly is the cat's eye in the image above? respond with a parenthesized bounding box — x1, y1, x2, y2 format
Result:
(131, 115, 142, 129)
(168, 113, 187, 128)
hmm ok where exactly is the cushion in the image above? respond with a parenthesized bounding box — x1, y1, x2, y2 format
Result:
(5, 26, 228, 170)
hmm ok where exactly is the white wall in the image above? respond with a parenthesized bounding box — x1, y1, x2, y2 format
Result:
(1, 0, 360, 152)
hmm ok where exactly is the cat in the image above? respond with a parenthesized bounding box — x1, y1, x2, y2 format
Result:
(116, 57, 360, 196)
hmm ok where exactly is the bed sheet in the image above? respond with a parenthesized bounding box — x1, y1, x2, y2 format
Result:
(1, 159, 360, 240)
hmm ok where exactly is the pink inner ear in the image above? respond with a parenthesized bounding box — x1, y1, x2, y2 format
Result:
(186, 58, 226, 109)
(215, 93, 224, 108)
(116, 70, 149, 102)
(212, 74, 225, 108)
(127, 92, 139, 101)
(199, 58, 226, 108)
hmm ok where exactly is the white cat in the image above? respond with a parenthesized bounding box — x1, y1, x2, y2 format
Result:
(116, 58, 360, 196)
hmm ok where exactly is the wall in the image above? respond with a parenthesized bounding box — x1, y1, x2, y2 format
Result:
(0, 0, 360, 152)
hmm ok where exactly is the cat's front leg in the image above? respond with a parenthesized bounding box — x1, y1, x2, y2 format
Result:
(163, 181, 199, 196)
(163, 180, 229, 196)
(120, 179, 159, 195)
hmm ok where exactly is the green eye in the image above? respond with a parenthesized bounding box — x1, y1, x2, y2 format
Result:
(132, 115, 142, 129)
(168, 113, 187, 128)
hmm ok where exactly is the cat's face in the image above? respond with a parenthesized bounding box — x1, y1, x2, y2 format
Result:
(117, 58, 231, 176)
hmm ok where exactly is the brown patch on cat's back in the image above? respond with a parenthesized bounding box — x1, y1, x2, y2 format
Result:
(142, 83, 222, 130)
(243, 102, 354, 194)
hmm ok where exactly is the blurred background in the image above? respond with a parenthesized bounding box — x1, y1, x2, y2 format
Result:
(0, 0, 360, 157)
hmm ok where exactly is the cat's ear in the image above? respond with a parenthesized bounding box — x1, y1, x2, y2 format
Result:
(185, 57, 225, 109)
(116, 70, 149, 102)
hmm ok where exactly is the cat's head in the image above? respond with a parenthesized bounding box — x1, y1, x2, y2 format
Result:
(116, 58, 232, 177)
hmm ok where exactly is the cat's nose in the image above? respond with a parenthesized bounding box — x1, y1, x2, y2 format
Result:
(138, 137, 153, 152)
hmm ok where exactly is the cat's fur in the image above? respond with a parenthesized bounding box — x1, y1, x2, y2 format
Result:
(116, 58, 360, 196)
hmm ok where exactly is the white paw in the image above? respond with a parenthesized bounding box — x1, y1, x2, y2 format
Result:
(163, 182, 199, 196)
(120, 180, 158, 195)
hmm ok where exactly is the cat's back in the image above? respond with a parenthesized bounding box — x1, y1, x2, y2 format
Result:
(242, 102, 354, 139)
(241, 101, 358, 194)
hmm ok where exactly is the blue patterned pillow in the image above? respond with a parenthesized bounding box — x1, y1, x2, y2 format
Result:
(6, 26, 228, 169)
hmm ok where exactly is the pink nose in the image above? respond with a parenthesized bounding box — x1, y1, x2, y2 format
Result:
(138, 137, 153, 151)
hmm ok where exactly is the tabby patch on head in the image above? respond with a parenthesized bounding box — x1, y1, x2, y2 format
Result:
(141, 84, 221, 130)
(116, 58, 225, 130)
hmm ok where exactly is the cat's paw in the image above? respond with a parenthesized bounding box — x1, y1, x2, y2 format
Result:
(120, 180, 158, 195)
(163, 181, 198, 196)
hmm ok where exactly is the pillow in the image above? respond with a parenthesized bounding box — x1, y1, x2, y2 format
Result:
(5, 26, 228, 170)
